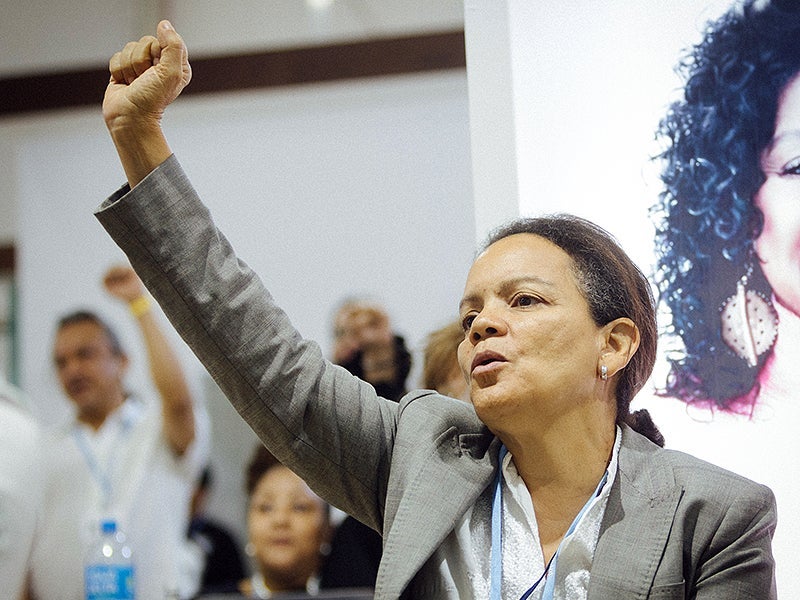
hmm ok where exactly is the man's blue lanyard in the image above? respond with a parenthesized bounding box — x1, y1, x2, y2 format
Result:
(72, 409, 134, 509)
(490, 445, 609, 600)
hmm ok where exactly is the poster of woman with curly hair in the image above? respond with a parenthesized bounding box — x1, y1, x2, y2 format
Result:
(642, 0, 800, 594)
(513, 0, 798, 594)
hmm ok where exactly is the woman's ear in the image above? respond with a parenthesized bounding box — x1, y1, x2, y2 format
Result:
(600, 317, 640, 378)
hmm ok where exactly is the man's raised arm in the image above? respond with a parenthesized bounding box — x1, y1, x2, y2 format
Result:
(103, 265, 197, 455)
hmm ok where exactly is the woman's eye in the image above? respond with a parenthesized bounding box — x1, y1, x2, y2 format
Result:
(461, 315, 475, 332)
(515, 294, 537, 307)
(780, 158, 800, 175)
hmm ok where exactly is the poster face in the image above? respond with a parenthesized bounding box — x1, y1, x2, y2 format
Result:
(517, 0, 799, 594)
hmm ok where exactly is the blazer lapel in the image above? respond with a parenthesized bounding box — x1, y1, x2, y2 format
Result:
(588, 428, 684, 599)
(377, 431, 498, 599)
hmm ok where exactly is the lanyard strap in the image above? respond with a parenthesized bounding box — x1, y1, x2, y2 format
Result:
(490, 445, 509, 600)
(73, 427, 113, 506)
(490, 445, 609, 600)
(72, 409, 134, 509)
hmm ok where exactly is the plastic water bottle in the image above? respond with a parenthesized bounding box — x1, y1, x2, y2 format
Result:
(84, 519, 135, 600)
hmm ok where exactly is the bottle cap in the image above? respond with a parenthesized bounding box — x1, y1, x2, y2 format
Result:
(100, 519, 117, 534)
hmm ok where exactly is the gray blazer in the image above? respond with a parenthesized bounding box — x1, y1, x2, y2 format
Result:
(96, 156, 776, 599)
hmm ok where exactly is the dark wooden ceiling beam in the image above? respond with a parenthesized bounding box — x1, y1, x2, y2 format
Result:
(0, 30, 465, 117)
(0, 246, 14, 272)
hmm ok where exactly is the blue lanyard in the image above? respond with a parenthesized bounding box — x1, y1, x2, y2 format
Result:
(72, 408, 134, 509)
(489, 445, 508, 600)
(490, 445, 608, 600)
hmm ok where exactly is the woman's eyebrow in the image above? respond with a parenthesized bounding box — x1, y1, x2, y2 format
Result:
(765, 129, 800, 155)
(458, 276, 554, 313)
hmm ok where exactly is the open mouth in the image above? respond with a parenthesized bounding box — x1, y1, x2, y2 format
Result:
(471, 351, 506, 373)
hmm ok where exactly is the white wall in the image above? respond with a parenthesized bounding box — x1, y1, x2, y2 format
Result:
(511, 0, 734, 270)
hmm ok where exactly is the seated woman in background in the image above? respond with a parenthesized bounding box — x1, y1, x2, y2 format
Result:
(236, 444, 332, 598)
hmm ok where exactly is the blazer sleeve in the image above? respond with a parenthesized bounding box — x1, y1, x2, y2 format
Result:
(95, 155, 396, 532)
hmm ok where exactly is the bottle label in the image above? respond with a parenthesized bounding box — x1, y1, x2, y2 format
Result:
(85, 565, 135, 600)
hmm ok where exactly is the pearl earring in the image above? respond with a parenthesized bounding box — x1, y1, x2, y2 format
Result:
(600, 365, 608, 381)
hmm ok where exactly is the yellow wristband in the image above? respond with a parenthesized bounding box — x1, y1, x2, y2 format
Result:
(129, 296, 151, 318)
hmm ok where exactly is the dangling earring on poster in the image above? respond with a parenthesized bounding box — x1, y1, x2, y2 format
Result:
(719, 261, 778, 368)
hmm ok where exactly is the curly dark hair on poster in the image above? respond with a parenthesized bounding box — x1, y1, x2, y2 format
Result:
(653, 0, 800, 412)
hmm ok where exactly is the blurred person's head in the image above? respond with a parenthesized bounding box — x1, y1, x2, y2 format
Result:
(244, 445, 330, 594)
(53, 311, 128, 429)
(422, 320, 469, 402)
(331, 298, 392, 365)
(331, 297, 411, 401)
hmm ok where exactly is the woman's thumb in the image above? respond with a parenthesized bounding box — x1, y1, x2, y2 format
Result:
(155, 20, 191, 84)
(156, 20, 186, 61)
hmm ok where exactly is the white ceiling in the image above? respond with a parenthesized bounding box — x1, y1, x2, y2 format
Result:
(1, 0, 464, 77)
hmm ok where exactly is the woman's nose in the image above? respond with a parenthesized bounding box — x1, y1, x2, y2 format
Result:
(268, 507, 292, 526)
(469, 307, 505, 343)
